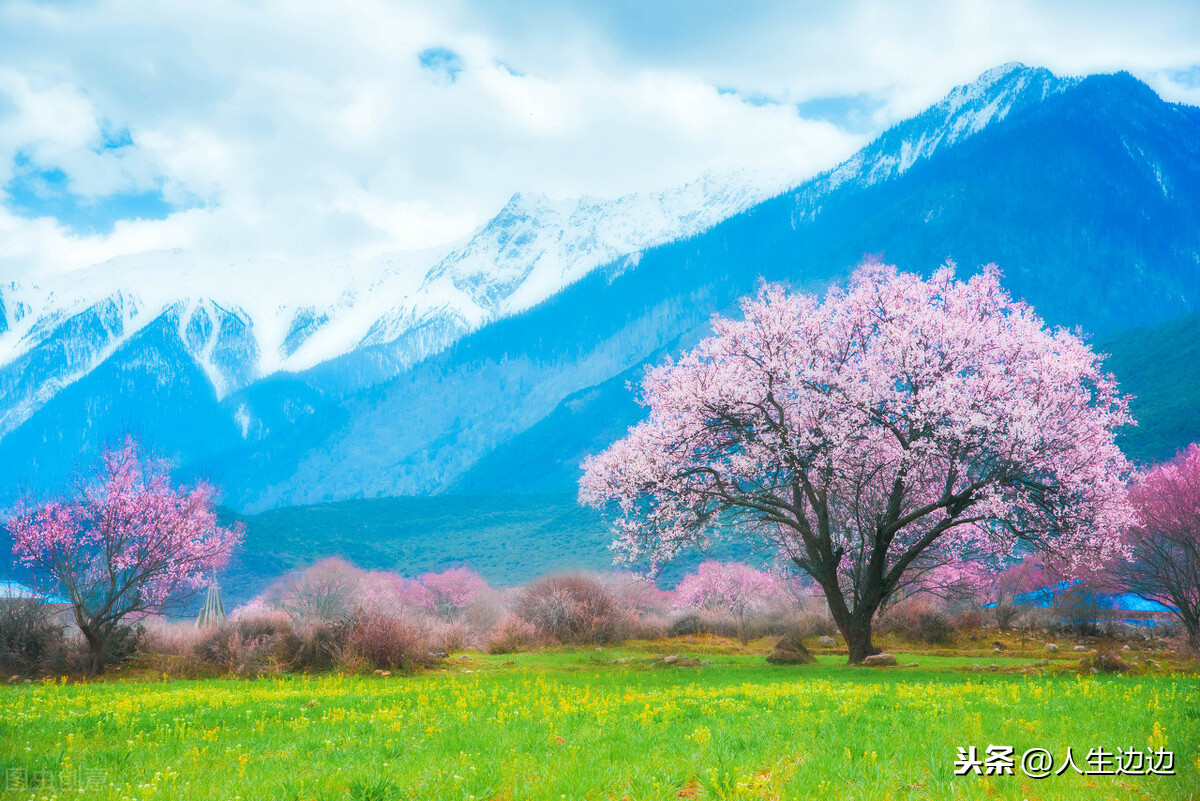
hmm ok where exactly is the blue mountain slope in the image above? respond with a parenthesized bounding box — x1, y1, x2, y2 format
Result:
(223, 67, 1200, 509)
(0, 312, 244, 495)
(1100, 311, 1200, 465)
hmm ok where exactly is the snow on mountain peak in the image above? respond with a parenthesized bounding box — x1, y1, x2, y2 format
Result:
(0, 167, 786, 433)
(815, 64, 1074, 198)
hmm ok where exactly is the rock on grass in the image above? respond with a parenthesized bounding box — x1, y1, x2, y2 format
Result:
(766, 632, 817, 665)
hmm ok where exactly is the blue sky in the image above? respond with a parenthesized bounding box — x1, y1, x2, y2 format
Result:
(0, 0, 1198, 278)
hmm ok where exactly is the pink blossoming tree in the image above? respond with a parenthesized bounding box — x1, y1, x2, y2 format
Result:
(581, 263, 1134, 663)
(8, 438, 242, 673)
(1120, 443, 1200, 647)
(419, 567, 489, 620)
(981, 558, 1054, 629)
(675, 560, 779, 644)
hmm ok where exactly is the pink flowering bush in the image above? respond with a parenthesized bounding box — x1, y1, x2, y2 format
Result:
(7, 437, 242, 674)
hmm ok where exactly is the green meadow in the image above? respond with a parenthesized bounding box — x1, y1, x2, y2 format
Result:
(2, 642, 1198, 801)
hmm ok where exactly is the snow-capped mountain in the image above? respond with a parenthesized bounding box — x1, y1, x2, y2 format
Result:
(2, 63, 1198, 511)
(805, 63, 1073, 203)
(0, 169, 792, 439)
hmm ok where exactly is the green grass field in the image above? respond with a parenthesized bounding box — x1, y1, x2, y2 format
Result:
(2, 644, 1198, 800)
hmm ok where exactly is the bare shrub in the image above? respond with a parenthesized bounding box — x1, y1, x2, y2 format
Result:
(879, 600, 954, 644)
(955, 608, 986, 631)
(271, 558, 364, 625)
(1079, 650, 1133, 674)
(486, 614, 540, 654)
(515, 574, 620, 645)
(667, 610, 775, 641)
(292, 623, 350, 672)
(992, 601, 1024, 631)
(193, 612, 302, 676)
(140, 619, 203, 656)
(787, 612, 838, 639)
(346, 612, 435, 671)
(623, 612, 671, 641)
(598, 572, 673, 640)
(429, 619, 472, 653)
(669, 613, 704, 637)
(0, 599, 66, 675)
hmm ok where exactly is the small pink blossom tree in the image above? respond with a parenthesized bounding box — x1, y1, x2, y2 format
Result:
(581, 263, 1134, 663)
(419, 567, 488, 620)
(8, 438, 242, 673)
(675, 561, 779, 644)
(1121, 443, 1200, 647)
(982, 558, 1053, 629)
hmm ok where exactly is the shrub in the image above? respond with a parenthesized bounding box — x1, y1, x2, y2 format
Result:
(1080, 650, 1133, 674)
(515, 574, 621, 645)
(667, 609, 779, 641)
(622, 612, 671, 641)
(991, 602, 1023, 630)
(430, 619, 472, 654)
(100, 622, 145, 668)
(419, 568, 489, 620)
(292, 623, 349, 672)
(879, 600, 954, 644)
(346, 613, 435, 672)
(193, 612, 302, 676)
(669, 613, 704, 637)
(140, 620, 203, 656)
(0, 599, 65, 675)
(486, 614, 539, 654)
(787, 612, 838, 639)
(955, 608, 986, 630)
(600, 572, 673, 640)
(915, 611, 954, 644)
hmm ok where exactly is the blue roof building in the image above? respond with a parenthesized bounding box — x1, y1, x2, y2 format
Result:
(982, 579, 1175, 626)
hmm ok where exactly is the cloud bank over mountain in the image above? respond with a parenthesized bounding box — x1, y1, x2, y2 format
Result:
(2, 0, 1200, 281)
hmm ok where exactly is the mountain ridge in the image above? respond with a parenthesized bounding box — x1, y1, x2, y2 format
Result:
(2, 64, 1198, 511)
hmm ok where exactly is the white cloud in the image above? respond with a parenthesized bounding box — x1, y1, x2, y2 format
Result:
(0, 0, 1197, 280)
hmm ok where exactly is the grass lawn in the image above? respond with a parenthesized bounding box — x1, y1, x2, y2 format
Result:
(1, 642, 1198, 800)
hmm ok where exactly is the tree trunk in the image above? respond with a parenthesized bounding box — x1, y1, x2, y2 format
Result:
(82, 627, 105, 676)
(841, 616, 881, 665)
(1185, 618, 1199, 654)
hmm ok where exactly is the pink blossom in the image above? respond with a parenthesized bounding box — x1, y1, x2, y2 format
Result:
(676, 561, 778, 615)
(1120, 443, 1200, 645)
(419, 567, 488, 619)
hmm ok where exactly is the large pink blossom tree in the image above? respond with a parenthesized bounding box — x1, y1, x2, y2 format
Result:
(581, 263, 1134, 663)
(1120, 443, 1200, 647)
(8, 438, 242, 673)
(675, 561, 779, 644)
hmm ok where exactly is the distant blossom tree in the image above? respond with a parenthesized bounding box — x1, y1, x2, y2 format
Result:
(1120, 444, 1200, 647)
(675, 561, 779, 644)
(419, 567, 488, 620)
(984, 558, 1053, 630)
(581, 263, 1134, 662)
(8, 438, 242, 673)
